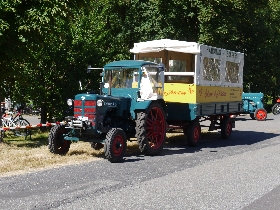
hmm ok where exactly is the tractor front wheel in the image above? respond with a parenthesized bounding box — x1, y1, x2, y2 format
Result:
(104, 128, 127, 163)
(48, 124, 71, 155)
(136, 102, 166, 155)
(254, 108, 267, 121)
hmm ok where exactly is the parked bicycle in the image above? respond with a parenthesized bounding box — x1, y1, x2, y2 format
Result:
(1, 105, 31, 137)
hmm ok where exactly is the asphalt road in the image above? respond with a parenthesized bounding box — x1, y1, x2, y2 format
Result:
(1, 114, 280, 210)
(23, 115, 41, 125)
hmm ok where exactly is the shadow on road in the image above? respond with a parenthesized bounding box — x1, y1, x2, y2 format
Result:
(161, 129, 280, 156)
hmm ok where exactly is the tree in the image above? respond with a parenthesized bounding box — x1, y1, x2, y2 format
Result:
(197, 0, 280, 103)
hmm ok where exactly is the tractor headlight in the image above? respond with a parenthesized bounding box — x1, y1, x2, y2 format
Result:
(67, 99, 73, 106)
(97, 99, 103, 107)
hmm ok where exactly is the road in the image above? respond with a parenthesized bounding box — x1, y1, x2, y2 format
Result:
(23, 115, 41, 125)
(1, 114, 280, 209)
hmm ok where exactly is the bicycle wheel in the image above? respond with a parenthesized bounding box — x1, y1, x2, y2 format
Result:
(13, 119, 31, 137)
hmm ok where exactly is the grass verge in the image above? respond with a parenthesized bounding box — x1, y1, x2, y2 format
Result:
(0, 130, 140, 177)
(0, 129, 217, 178)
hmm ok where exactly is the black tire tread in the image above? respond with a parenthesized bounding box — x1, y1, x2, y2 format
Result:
(48, 124, 71, 155)
(135, 102, 166, 155)
(186, 120, 201, 147)
(104, 128, 127, 163)
(272, 103, 280, 115)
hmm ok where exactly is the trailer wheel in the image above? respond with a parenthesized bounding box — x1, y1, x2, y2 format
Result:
(221, 116, 232, 139)
(48, 124, 71, 155)
(254, 108, 267, 121)
(90, 142, 104, 150)
(104, 128, 127, 163)
(136, 102, 166, 155)
(186, 120, 201, 147)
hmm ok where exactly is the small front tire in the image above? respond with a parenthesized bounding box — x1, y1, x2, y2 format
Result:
(104, 128, 127, 163)
(48, 124, 71, 155)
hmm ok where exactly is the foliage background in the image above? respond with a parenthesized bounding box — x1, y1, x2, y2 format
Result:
(1, 0, 280, 122)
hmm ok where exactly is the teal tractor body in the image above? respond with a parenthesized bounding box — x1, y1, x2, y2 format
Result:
(242, 92, 267, 121)
(48, 60, 167, 162)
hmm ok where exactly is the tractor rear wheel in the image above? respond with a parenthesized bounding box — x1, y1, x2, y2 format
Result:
(104, 128, 127, 163)
(136, 102, 166, 155)
(186, 120, 201, 147)
(48, 124, 71, 155)
(254, 108, 267, 121)
(221, 116, 232, 139)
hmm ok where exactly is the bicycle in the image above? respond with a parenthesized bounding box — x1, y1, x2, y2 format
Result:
(1, 105, 31, 137)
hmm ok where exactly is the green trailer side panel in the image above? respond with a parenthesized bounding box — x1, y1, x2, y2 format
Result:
(166, 101, 243, 122)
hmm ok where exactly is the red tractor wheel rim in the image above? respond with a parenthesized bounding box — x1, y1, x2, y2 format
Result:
(146, 107, 165, 149)
(112, 134, 124, 156)
(193, 126, 200, 142)
(256, 110, 266, 120)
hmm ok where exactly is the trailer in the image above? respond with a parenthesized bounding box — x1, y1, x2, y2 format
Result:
(130, 39, 244, 145)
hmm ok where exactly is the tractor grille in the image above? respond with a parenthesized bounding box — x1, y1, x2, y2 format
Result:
(74, 100, 96, 126)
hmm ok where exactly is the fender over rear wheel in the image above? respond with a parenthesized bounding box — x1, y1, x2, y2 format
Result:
(136, 102, 166, 155)
(48, 124, 71, 155)
(104, 128, 127, 163)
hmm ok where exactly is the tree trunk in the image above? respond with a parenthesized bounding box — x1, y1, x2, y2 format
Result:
(40, 102, 47, 132)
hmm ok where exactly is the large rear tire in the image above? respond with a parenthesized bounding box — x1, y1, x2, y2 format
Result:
(254, 108, 267, 121)
(48, 124, 71, 155)
(186, 120, 201, 147)
(104, 128, 127, 163)
(136, 102, 166, 155)
(221, 116, 232, 139)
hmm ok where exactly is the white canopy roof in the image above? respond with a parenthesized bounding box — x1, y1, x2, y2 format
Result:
(130, 39, 200, 54)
